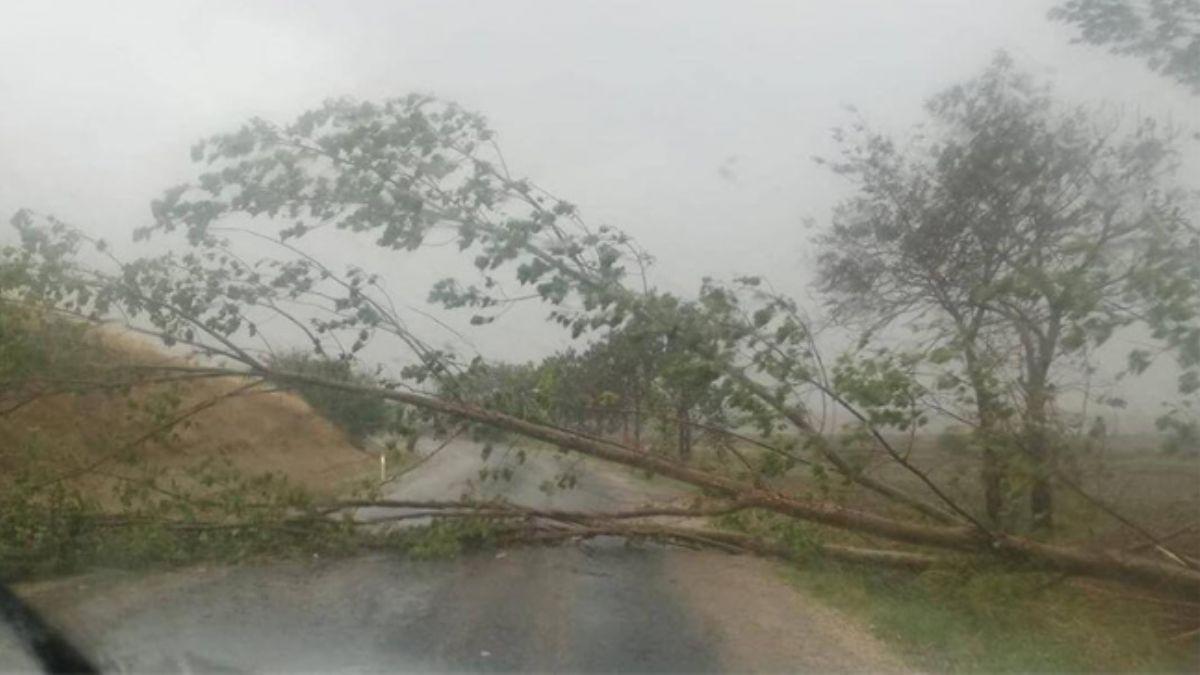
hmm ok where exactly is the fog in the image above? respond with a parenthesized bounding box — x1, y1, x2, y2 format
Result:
(1, 0, 1196, 430)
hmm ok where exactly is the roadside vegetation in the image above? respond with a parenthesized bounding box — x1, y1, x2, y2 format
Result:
(708, 463, 1198, 672)
(785, 562, 1194, 673)
(0, 309, 384, 578)
(266, 350, 409, 447)
(1, 0, 1197, 670)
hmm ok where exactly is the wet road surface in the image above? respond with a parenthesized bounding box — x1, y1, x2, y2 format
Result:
(6, 441, 911, 673)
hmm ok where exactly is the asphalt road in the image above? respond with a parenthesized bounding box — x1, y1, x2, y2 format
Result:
(6, 441, 911, 673)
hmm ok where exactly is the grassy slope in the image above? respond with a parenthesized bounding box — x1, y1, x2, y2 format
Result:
(0, 328, 376, 502)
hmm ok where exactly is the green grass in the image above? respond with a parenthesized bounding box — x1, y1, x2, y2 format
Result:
(782, 562, 1196, 673)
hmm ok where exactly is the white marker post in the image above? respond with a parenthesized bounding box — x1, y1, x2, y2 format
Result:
(380, 452, 387, 482)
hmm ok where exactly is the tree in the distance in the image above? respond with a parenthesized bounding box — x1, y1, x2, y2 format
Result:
(265, 351, 397, 446)
(817, 53, 1196, 530)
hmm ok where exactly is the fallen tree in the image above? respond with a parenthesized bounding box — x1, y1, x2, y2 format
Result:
(80, 495, 944, 572)
(49, 361, 1196, 598)
(271, 368, 1200, 598)
(2, 83, 1197, 600)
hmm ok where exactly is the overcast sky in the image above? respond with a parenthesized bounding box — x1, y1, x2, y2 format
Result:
(1, 0, 1196, 427)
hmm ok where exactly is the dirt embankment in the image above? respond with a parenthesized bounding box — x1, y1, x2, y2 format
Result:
(0, 329, 374, 501)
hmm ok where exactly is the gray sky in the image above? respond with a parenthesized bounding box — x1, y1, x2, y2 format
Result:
(1, 0, 1196, 428)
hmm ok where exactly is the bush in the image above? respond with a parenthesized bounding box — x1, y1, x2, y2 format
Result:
(0, 304, 100, 383)
(267, 351, 394, 446)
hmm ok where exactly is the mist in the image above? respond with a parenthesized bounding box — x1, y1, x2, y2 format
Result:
(2, 0, 1196, 429)
(2, 5, 1199, 671)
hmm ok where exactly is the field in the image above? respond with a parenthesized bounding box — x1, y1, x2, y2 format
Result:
(685, 431, 1200, 672)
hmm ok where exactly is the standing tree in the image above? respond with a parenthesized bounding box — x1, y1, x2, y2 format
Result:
(525, 294, 726, 460)
(589, 295, 724, 460)
(1050, 0, 1200, 94)
(1051, 0, 1200, 458)
(817, 53, 1195, 530)
(267, 350, 397, 446)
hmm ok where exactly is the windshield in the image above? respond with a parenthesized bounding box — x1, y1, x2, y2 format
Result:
(1, 1, 1197, 673)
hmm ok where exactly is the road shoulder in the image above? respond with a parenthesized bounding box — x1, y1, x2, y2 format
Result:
(666, 550, 916, 673)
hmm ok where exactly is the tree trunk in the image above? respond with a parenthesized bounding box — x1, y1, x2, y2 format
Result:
(982, 444, 1004, 524)
(620, 394, 630, 443)
(259, 368, 1200, 598)
(1025, 366, 1055, 532)
(632, 391, 643, 449)
(1027, 437, 1056, 530)
(677, 405, 692, 461)
(964, 344, 1007, 526)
